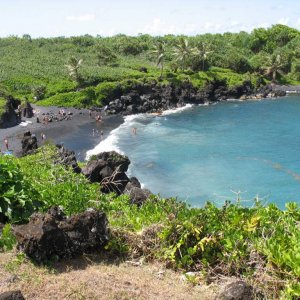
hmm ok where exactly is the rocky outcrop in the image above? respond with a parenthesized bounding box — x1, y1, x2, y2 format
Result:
(55, 144, 81, 173)
(125, 187, 152, 206)
(257, 84, 286, 98)
(0, 290, 25, 300)
(22, 102, 34, 118)
(216, 280, 254, 300)
(82, 151, 130, 194)
(21, 131, 38, 156)
(0, 97, 21, 128)
(124, 177, 152, 206)
(104, 80, 286, 116)
(13, 207, 109, 264)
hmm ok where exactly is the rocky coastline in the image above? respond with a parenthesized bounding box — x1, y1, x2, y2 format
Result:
(104, 81, 287, 116)
(0, 81, 289, 130)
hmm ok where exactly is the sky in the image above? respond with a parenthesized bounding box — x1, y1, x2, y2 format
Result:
(1, 0, 300, 37)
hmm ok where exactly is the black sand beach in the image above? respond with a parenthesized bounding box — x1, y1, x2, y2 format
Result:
(0, 105, 124, 160)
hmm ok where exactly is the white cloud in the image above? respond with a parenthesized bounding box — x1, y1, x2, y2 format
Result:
(142, 18, 183, 35)
(277, 17, 289, 25)
(295, 18, 300, 28)
(203, 22, 221, 31)
(66, 14, 95, 22)
(143, 18, 200, 36)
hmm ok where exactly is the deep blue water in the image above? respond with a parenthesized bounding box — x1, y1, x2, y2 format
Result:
(87, 96, 300, 208)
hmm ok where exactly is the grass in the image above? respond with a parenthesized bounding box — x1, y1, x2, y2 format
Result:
(0, 252, 215, 300)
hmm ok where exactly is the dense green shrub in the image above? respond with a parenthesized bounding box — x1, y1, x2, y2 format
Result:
(39, 89, 96, 107)
(0, 156, 41, 223)
(0, 224, 16, 251)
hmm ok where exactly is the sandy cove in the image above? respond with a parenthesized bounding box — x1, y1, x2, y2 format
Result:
(0, 105, 123, 160)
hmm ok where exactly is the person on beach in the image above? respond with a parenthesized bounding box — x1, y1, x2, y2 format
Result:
(96, 115, 102, 122)
(41, 133, 46, 142)
(17, 104, 22, 120)
(4, 137, 9, 150)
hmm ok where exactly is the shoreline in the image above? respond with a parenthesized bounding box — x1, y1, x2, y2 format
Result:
(0, 105, 124, 160)
(0, 90, 294, 160)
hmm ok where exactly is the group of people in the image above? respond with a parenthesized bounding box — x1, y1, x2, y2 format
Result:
(92, 129, 104, 139)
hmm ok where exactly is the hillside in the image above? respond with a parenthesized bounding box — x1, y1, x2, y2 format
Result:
(0, 24, 300, 110)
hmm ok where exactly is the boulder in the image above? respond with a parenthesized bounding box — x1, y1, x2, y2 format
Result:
(0, 97, 20, 128)
(125, 176, 141, 191)
(125, 187, 152, 206)
(13, 207, 109, 263)
(100, 171, 129, 194)
(21, 131, 38, 156)
(0, 290, 25, 300)
(55, 144, 81, 173)
(216, 280, 254, 300)
(82, 151, 131, 194)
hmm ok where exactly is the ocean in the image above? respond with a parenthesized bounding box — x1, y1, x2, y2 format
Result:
(86, 96, 300, 208)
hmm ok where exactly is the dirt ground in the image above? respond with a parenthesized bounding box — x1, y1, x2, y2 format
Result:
(0, 251, 217, 300)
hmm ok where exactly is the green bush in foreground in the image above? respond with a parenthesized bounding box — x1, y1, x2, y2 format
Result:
(0, 156, 41, 223)
(0, 224, 16, 251)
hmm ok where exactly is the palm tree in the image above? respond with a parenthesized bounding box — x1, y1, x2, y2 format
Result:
(192, 42, 211, 71)
(65, 56, 83, 85)
(173, 37, 192, 71)
(263, 54, 285, 82)
(152, 41, 165, 78)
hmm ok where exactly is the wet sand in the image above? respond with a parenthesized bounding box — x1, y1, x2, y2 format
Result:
(0, 105, 124, 160)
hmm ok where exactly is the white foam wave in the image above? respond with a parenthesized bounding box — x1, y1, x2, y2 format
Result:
(86, 127, 123, 159)
(162, 104, 193, 115)
(86, 105, 193, 160)
(85, 113, 147, 160)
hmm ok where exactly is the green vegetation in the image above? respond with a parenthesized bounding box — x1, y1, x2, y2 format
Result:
(0, 145, 299, 299)
(0, 156, 41, 223)
(0, 97, 6, 115)
(0, 24, 300, 109)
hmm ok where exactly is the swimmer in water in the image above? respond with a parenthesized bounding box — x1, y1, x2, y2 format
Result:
(132, 127, 137, 135)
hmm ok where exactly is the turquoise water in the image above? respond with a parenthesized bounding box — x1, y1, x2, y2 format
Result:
(88, 96, 300, 208)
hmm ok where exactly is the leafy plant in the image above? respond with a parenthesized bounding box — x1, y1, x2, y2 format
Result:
(0, 156, 41, 223)
(0, 224, 16, 251)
